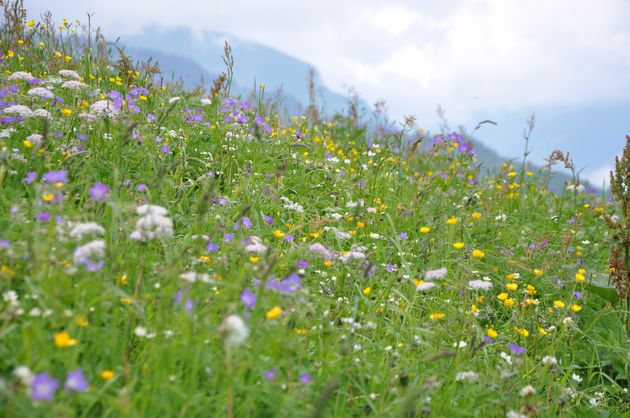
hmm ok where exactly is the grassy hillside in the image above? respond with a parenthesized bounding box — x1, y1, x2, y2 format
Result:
(0, 7, 628, 417)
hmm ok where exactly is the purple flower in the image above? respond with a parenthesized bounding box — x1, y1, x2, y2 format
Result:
(482, 335, 493, 343)
(147, 113, 156, 122)
(38, 212, 51, 222)
(241, 216, 252, 229)
(263, 369, 277, 380)
(299, 373, 313, 384)
(297, 259, 309, 269)
(31, 373, 59, 401)
(0, 239, 9, 249)
(284, 235, 295, 242)
(266, 273, 301, 294)
(136, 184, 147, 192)
(399, 232, 408, 240)
(263, 215, 274, 224)
(385, 264, 396, 273)
(23, 171, 37, 184)
(206, 242, 219, 253)
(42, 170, 68, 184)
(65, 368, 88, 392)
(224, 233, 234, 244)
(508, 343, 526, 356)
(241, 287, 257, 309)
(574, 291, 583, 299)
(88, 182, 109, 201)
(161, 144, 171, 154)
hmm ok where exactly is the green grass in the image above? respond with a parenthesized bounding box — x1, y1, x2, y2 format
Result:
(0, 11, 628, 418)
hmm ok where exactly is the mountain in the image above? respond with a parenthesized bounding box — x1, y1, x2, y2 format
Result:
(119, 26, 356, 115)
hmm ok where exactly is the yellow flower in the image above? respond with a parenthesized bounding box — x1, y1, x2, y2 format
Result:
(571, 304, 582, 313)
(23, 139, 33, 148)
(515, 327, 529, 337)
(508, 171, 517, 178)
(54, 331, 77, 348)
(356, 221, 365, 228)
(471, 212, 482, 220)
(487, 328, 498, 339)
(42, 193, 54, 202)
(504, 298, 516, 308)
(446, 217, 458, 225)
(553, 300, 565, 309)
(453, 242, 465, 250)
(533, 269, 543, 276)
(526, 171, 533, 177)
(575, 272, 585, 282)
(119, 274, 128, 285)
(506, 273, 516, 281)
(527, 285, 537, 295)
(538, 327, 548, 336)
(497, 293, 508, 301)
(472, 249, 485, 259)
(506, 283, 518, 291)
(323, 260, 333, 267)
(272, 229, 284, 238)
(100, 370, 115, 380)
(26, 19, 35, 27)
(199, 255, 212, 264)
(61, 108, 72, 117)
(430, 313, 445, 320)
(75, 316, 89, 327)
(249, 256, 260, 263)
(362, 287, 371, 296)
(420, 226, 431, 234)
(265, 306, 283, 320)
(471, 304, 480, 313)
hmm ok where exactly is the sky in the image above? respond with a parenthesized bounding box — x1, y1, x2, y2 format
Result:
(26, 0, 630, 185)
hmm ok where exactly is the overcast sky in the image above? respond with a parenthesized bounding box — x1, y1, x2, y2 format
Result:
(26, 0, 630, 184)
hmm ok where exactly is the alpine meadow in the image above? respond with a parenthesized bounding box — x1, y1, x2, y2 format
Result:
(0, 2, 629, 417)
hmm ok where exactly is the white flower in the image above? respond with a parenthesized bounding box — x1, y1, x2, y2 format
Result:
(73, 239, 106, 265)
(27, 87, 55, 99)
(339, 251, 366, 262)
(280, 196, 304, 213)
(179, 272, 214, 284)
(0, 127, 16, 138)
(62, 80, 87, 90)
(32, 109, 51, 119)
(69, 222, 105, 240)
(506, 411, 527, 418)
(309, 243, 334, 260)
(134, 326, 147, 337)
(520, 385, 536, 397)
(424, 267, 447, 280)
(495, 213, 507, 221)
(130, 204, 173, 241)
(242, 236, 268, 254)
(500, 351, 513, 365)
(8, 71, 34, 81)
(571, 373, 583, 382)
(13, 366, 34, 385)
(416, 281, 436, 291)
(468, 279, 493, 290)
(58, 69, 81, 79)
(200, 98, 212, 106)
(541, 355, 558, 367)
(25, 134, 43, 148)
(168, 96, 181, 104)
(89, 100, 119, 118)
(2, 104, 33, 118)
(78, 112, 97, 122)
(454, 341, 467, 348)
(219, 315, 249, 348)
(455, 371, 478, 381)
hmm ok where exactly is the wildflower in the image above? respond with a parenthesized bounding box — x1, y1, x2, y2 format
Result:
(89, 100, 118, 118)
(520, 385, 536, 397)
(309, 243, 334, 260)
(471, 212, 482, 220)
(575, 272, 585, 281)
(54, 331, 77, 348)
(42, 170, 68, 184)
(424, 267, 447, 280)
(273, 229, 284, 238)
(263, 369, 277, 380)
(266, 306, 283, 320)
(508, 343, 526, 355)
(487, 328, 498, 339)
(168, 96, 181, 104)
(415, 281, 436, 291)
(13, 366, 34, 385)
(571, 304, 582, 312)
(266, 273, 301, 294)
(31, 373, 59, 401)
(219, 315, 249, 348)
(455, 371, 479, 381)
(61, 80, 86, 90)
(100, 370, 115, 380)
(446, 217, 458, 225)
(242, 236, 268, 254)
(8, 71, 34, 81)
(572, 373, 583, 383)
(73, 239, 105, 271)
(503, 298, 516, 307)
(453, 242, 465, 250)
(430, 313, 445, 320)
(69, 222, 105, 240)
(362, 287, 371, 296)
(64, 369, 88, 392)
(468, 280, 492, 290)
(515, 327, 529, 337)
(58, 69, 80, 79)
(88, 182, 109, 201)
(3, 104, 33, 117)
(541, 356, 558, 367)
(420, 226, 431, 233)
(61, 108, 73, 117)
(240, 288, 257, 309)
(553, 300, 565, 309)
(130, 204, 174, 241)
(471, 249, 485, 259)
(497, 293, 508, 301)
(299, 373, 313, 384)
(27, 87, 55, 99)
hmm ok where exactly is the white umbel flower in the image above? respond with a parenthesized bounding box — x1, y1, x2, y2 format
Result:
(2, 104, 33, 118)
(32, 109, 51, 119)
(130, 204, 173, 241)
(27, 87, 55, 99)
(62, 80, 87, 90)
(455, 371, 478, 382)
(8, 71, 34, 81)
(541, 355, 558, 367)
(58, 69, 81, 79)
(72, 239, 105, 265)
(468, 279, 493, 290)
(89, 100, 119, 118)
(69, 222, 105, 240)
(219, 315, 249, 348)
